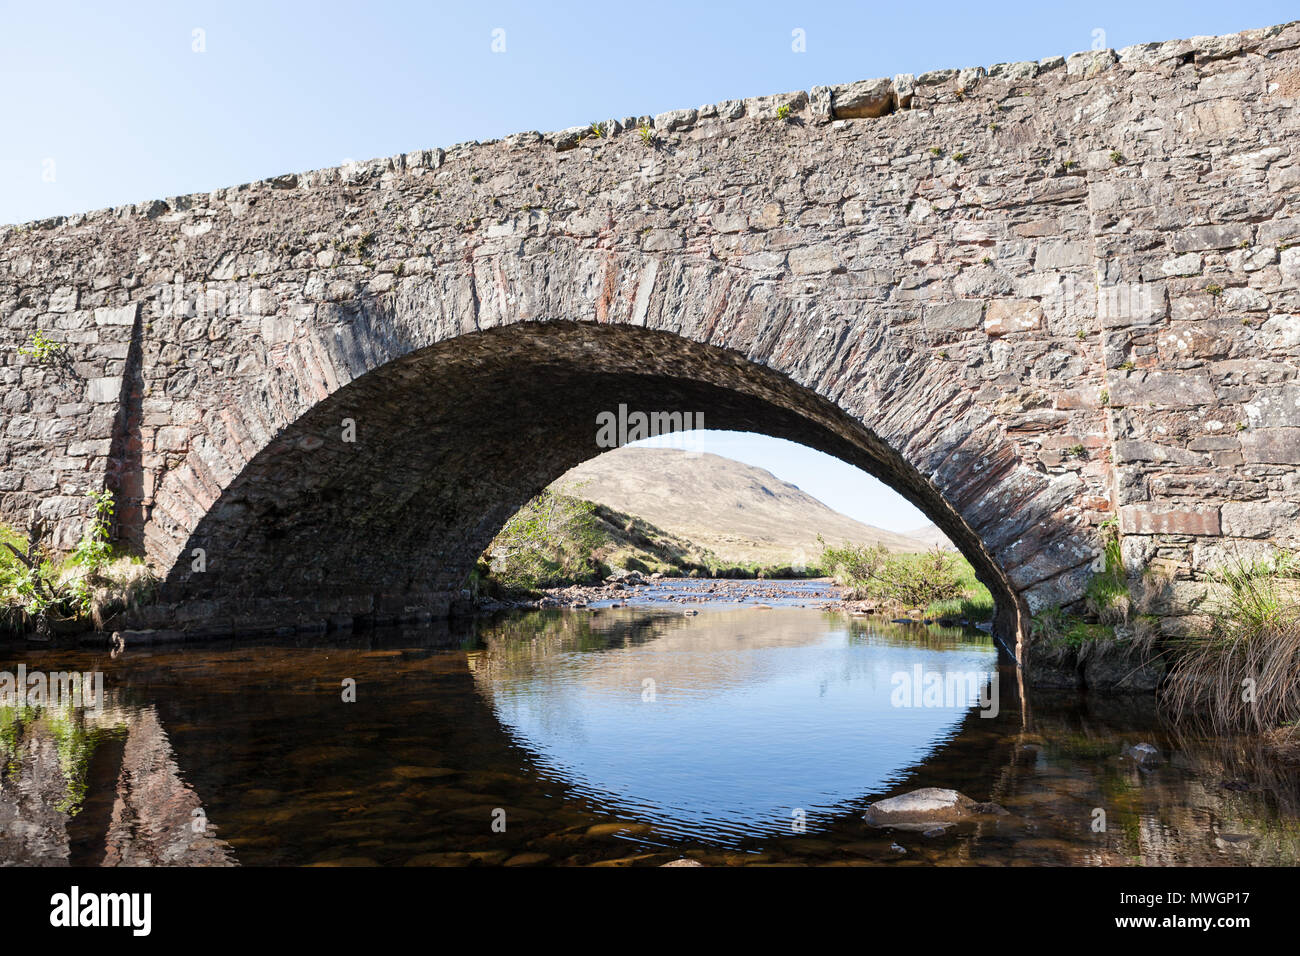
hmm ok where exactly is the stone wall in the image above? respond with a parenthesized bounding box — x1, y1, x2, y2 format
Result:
(1, 21, 1299, 646)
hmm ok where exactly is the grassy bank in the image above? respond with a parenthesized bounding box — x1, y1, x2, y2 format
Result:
(477, 490, 838, 597)
(1, 491, 157, 640)
(1026, 527, 1300, 734)
(479, 490, 712, 595)
(816, 537, 995, 622)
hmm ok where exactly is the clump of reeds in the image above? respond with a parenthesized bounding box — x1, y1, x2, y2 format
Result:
(1162, 551, 1300, 734)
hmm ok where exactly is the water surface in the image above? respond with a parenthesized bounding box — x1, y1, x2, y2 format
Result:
(2, 604, 1297, 866)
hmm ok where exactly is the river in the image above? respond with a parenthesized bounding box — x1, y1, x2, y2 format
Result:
(1, 591, 1297, 866)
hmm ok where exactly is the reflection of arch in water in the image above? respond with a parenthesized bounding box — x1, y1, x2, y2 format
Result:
(468, 607, 1003, 843)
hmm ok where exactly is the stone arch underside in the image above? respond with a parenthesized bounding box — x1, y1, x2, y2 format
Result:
(144, 319, 1098, 653)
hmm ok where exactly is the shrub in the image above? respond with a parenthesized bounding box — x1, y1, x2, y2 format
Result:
(17, 329, 66, 364)
(818, 537, 993, 620)
(870, 550, 965, 608)
(817, 535, 888, 593)
(1, 491, 157, 636)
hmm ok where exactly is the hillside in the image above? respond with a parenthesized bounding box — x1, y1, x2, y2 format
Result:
(482, 492, 719, 590)
(904, 524, 957, 550)
(551, 447, 942, 567)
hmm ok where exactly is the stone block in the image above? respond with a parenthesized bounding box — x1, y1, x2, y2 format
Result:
(1066, 49, 1117, 77)
(1169, 224, 1254, 252)
(48, 288, 78, 312)
(984, 299, 1042, 335)
(1244, 385, 1300, 428)
(94, 303, 138, 326)
(1239, 427, 1300, 464)
(925, 300, 984, 330)
(1119, 505, 1221, 536)
(653, 108, 697, 132)
(830, 78, 895, 119)
(85, 377, 122, 403)
(1261, 314, 1300, 349)
(1107, 370, 1216, 407)
(788, 244, 838, 275)
(1221, 500, 1300, 537)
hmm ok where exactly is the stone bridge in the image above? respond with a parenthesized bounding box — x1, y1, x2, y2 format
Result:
(3, 21, 1300, 657)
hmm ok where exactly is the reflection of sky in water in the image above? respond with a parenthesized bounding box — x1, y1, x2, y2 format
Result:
(482, 612, 997, 844)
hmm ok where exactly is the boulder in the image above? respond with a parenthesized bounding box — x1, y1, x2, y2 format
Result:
(863, 788, 1007, 831)
(605, 569, 646, 585)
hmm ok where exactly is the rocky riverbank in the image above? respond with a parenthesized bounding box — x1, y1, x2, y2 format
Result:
(475, 569, 991, 628)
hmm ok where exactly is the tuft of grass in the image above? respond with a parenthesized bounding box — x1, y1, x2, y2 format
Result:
(1162, 550, 1300, 733)
(1085, 525, 1129, 625)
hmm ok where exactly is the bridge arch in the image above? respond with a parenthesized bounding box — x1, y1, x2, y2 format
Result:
(147, 311, 1095, 655)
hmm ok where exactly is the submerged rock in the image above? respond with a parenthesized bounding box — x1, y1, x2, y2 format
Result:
(1126, 742, 1162, 767)
(1025, 644, 1083, 689)
(864, 787, 1008, 831)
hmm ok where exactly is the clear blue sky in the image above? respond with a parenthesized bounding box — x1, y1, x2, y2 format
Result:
(4, 1, 1291, 532)
(3, 0, 1291, 225)
(635, 430, 934, 533)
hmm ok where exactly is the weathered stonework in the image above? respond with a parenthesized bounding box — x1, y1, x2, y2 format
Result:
(2, 22, 1300, 653)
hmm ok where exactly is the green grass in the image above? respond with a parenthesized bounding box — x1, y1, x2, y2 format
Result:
(481, 491, 717, 594)
(1, 492, 158, 637)
(1162, 550, 1300, 732)
(1085, 526, 1130, 624)
(818, 537, 994, 622)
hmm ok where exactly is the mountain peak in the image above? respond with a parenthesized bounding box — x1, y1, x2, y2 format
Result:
(553, 446, 946, 566)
